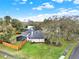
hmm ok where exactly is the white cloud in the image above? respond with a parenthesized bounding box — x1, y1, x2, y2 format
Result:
(52, 0, 72, 3)
(14, 0, 27, 4)
(30, 2, 33, 4)
(24, 14, 52, 22)
(58, 8, 72, 12)
(56, 10, 79, 16)
(23, 8, 79, 22)
(19, 0, 27, 4)
(52, 0, 64, 3)
(33, 2, 54, 10)
(64, 0, 72, 2)
(68, 10, 79, 15)
(55, 8, 79, 16)
(65, 0, 72, 1)
(74, 0, 79, 4)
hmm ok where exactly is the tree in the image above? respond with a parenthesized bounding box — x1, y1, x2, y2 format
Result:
(0, 18, 3, 25)
(4, 16, 11, 25)
(0, 18, 3, 32)
(11, 19, 23, 32)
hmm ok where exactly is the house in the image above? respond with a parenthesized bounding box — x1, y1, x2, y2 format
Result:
(16, 26, 45, 42)
(27, 30, 45, 42)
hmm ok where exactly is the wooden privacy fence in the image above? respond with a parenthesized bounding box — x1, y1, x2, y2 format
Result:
(18, 39, 27, 49)
(0, 40, 3, 43)
(2, 39, 27, 50)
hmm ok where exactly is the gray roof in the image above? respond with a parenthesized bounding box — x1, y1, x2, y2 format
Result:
(29, 30, 44, 39)
(17, 29, 44, 41)
(20, 29, 44, 39)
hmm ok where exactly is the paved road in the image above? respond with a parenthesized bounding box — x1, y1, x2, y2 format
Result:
(0, 50, 26, 59)
(69, 44, 79, 59)
(0, 49, 26, 59)
(0, 50, 17, 59)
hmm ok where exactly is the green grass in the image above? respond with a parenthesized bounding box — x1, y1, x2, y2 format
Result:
(0, 38, 76, 59)
(20, 39, 71, 59)
(0, 56, 5, 59)
(65, 43, 78, 59)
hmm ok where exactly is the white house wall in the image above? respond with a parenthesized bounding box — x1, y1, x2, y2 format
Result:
(29, 39, 45, 42)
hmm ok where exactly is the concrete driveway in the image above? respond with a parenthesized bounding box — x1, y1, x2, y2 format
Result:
(69, 44, 79, 59)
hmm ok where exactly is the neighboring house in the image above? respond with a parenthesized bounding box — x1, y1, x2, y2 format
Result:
(16, 26, 45, 42)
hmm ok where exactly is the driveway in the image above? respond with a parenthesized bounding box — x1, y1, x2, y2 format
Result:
(69, 44, 79, 59)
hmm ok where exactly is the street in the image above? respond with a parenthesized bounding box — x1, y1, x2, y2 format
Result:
(69, 44, 79, 59)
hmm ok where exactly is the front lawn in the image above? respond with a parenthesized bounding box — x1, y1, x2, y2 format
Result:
(20, 40, 72, 59)
(0, 38, 76, 59)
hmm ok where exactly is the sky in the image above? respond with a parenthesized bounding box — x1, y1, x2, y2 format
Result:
(0, 0, 79, 22)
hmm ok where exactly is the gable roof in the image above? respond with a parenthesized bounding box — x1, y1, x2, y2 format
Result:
(28, 30, 44, 39)
(18, 28, 44, 40)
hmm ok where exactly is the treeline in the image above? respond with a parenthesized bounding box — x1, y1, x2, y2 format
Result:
(0, 15, 79, 45)
(41, 16, 79, 45)
(28, 16, 79, 46)
(0, 16, 23, 42)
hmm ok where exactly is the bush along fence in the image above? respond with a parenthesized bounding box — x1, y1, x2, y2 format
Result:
(2, 39, 27, 50)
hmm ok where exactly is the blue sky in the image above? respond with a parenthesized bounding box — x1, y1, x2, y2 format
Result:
(0, 0, 79, 22)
